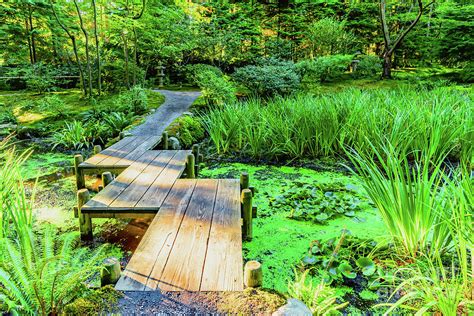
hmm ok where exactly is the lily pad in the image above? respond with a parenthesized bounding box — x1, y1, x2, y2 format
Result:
(356, 257, 376, 276)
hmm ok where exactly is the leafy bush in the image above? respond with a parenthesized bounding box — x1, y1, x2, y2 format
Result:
(186, 64, 223, 84)
(352, 55, 382, 79)
(167, 115, 205, 148)
(7, 63, 57, 94)
(103, 112, 136, 137)
(114, 86, 148, 114)
(37, 94, 67, 117)
(0, 108, 17, 125)
(195, 69, 236, 106)
(459, 61, 474, 83)
(233, 58, 300, 97)
(102, 61, 146, 91)
(50, 120, 93, 150)
(296, 55, 353, 83)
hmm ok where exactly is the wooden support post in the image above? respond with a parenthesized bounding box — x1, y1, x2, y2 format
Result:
(93, 145, 102, 155)
(77, 189, 93, 241)
(192, 144, 200, 177)
(186, 154, 196, 179)
(162, 131, 169, 150)
(240, 172, 249, 190)
(244, 261, 262, 288)
(119, 132, 125, 140)
(98, 185, 104, 192)
(74, 154, 85, 190)
(249, 186, 255, 196)
(102, 171, 114, 187)
(241, 189, 253, 241)
(101, 257, 121, 286)
(252, 206, 258, 218)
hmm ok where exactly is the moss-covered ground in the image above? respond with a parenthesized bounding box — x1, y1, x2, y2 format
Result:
(199, 163, 386, 294)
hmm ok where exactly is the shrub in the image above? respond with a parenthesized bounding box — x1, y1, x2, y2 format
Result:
(103, 112, 136, 137)
(50, 120, 93, 150)
(352, 55, 382, 79)
(296, 55, 353, 83)
(7, 63, 57, 94)
(167, 115, 205, 148)
(195, 69, 236, 106)
(0, 108, 17, 125)
(233, 58, 300, 97)
(37, 95, 67, 117)
(114, 86, 148, 114)
(459, 61, 474, 83)
(186, 64, 223, 84)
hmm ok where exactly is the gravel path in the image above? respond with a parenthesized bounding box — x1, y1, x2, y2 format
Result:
(130, 90, 201, 136)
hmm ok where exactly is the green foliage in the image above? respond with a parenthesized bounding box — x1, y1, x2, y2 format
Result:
(381, 256, 473, 315)
(37, 95, 67, 117)
(288, 270, 348, 315)
(7, 63, 58, 94)
(50, 120, 93, 150)
(194, 69, 236, 106)
(0, 108, 17, 125)
(115, 86, 149, 115)
(297, 55, 353, 84)
(346, 138, 463, 257)
(352, 55, 382, 79)
(233, 58, 300, 97)
(63, 285, 122, 315)
(460, 61, 474, 83)
(203, 88, 473, 163)
(103, 112, 136, 137)
(186, 64, 223, 84)
(304, 18, 356, 58)
(269, 181, 365, 224)
(0, 226, 108, 315)
(301, 234, 389, 289)
(167, 115, 205, 148)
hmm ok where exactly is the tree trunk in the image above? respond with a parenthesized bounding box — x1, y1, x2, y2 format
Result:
(92, 0, 101, 95)
(382, 54, 392, 79)
(25, 18, 34, 65)
(74, 0, 93, 97)
(50, 0, 87, 96)
(122, 33, 130, 89)
(28, 7, 37, 64)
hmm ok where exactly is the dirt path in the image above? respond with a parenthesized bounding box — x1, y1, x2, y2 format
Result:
(129, 90, 201, 136)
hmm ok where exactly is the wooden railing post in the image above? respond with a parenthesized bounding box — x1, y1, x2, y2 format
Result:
(162, 131, 169, 150)
(241, 189, 253, 241)
(192, 144, 200, 176)
(93, 145, 102, 155)
(244, 261, 263, 288)
(102, 171, 114, 187)
(77, 189, 93, 241)
(74, 154, 85, 190)
(186, 153, 195, 179)
(240, 172, 249, 190)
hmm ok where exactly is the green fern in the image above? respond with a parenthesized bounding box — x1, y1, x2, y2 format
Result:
(0, 227, 107, 315)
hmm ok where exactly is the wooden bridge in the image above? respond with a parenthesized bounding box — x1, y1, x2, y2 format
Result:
(73, 133, 254, 292)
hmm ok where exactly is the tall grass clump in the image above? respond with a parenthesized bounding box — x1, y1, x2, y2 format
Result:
(203, 87, 473, 164)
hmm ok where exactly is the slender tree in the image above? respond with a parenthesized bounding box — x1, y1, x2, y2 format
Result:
(49, 0, 87, 96)
(73, 0, 93, 96)
(91, 0, 101, 95)
(379, 0, 434, 79)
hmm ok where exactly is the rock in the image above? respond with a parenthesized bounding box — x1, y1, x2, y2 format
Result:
(182, 111, 194, 117)
(168, 137, 181, 150)
(0, 123, 17, 130)
(272, 299, 312, 316)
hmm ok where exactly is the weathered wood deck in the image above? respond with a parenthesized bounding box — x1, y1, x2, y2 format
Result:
(74, 134, 253, 292)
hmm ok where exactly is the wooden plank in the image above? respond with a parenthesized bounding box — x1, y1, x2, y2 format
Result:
(81, 136, 138, 166)
(109, 150, 177, 209)
(200, 179, 243, 291)
(82, 151, 160, 211)
(98, 136, 155, 167)
(135, 150, 190, 209)
(115, 179, 197, 291)
(157, 179, 218, 291)
(114, 136, 161, 166)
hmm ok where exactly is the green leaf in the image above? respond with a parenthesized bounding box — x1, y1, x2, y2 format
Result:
(356, 257, 376, 276)
(338, 262, 356, 279)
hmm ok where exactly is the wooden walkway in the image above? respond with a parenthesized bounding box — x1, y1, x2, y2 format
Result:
(74, 133, 254, 292)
